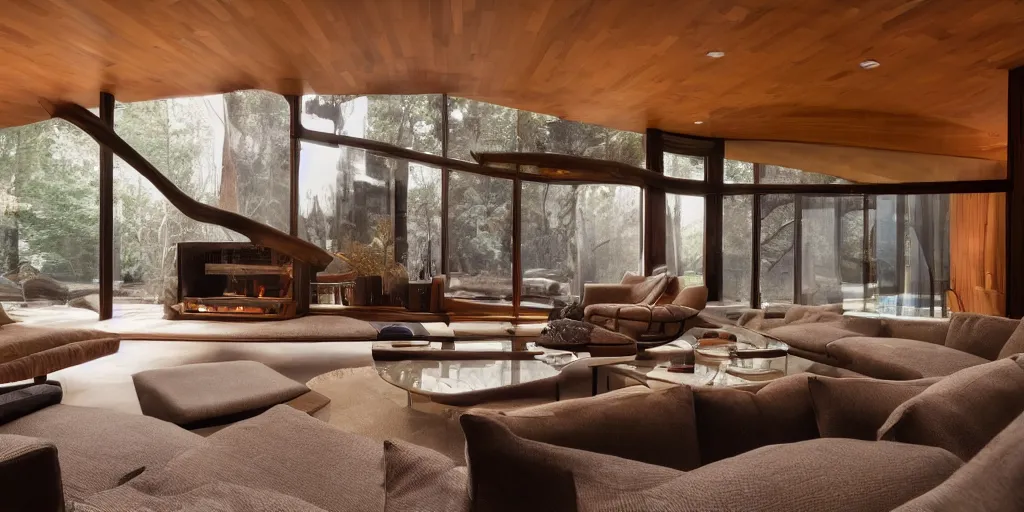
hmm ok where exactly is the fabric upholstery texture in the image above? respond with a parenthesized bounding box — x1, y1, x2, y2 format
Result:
(0, 325, 119, 383)
(943, 312, 1019, 360)
(384, 439, 469, 512)
(478, 385, 700, 470)
(782, 303, 844, 324)
(0, 434, 64, 512)
(878, 358, 1024, 461)
(808, 376, 938, 440)
(827, 336, 989, 380)
(0, 404, 204, 502)
(882, 317, 950, 346)
(997, 318, 1024, 359)
(893, 409, 1024, 512)
(692, 374, 818, 464)
(671, 285, 708, 309)
(132, 360, 309, 425)
(0, 302, 15, 326)
(461, 413, 961, 512)
(765, 322, 867, 353)
(0, 383, 62, 425)
(79, 482, 330, 512)
(127, 405, 385, 512)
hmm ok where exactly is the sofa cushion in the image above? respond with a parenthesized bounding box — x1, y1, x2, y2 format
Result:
(827, 337, 989, 380)
(882, 317, 949, 345)
(0, 434, 64, 512)
(127, 405, 385, 512)
(893, 409, 1024, 512)
(0, 325, 120, 384)
(132, 360, 309, 426)
(478, 385, 699, 470)
(782, 303, 844, 324)
(0, 404, 204, 502)
(998, 318, 1024, 359)
(461, 413, 961, 512)
(384, 440, 468, 512)
(808, 376, 938, 440)
(766, 322, 867, 354)
(79, 482, 330, 512)
(879, 358, 1024, 461)
(692, 374, 817, 464)
(944, 312, 1020, 360)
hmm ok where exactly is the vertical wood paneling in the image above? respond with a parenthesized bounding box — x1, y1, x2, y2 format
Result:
(950, 193, 1006, 315)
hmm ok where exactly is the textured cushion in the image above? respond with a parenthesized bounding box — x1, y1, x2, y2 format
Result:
(998, 318, 1024, 359)
(0, 383, 62, 425)
(827, 336, 989, 380)
(385, 440, 468, 512)
(0, 325, 119, 383)
(882, 317, 950, 345)
(944, 312, 1020, 360)
(79, 482, 330, 512)
(0, 403, 204, 502)
(692, 374, 817, 463)
(894, 409, 1024, 512)
(127, 405, 385, 512)
(671, 285, 708, 309)
(461, 413, 961, 512)
(808, 376, 938, 440)
(0, 434, 64, 512)
(0, 302, 15, 326)
(766, 322, 866, 353)
(133, 360, 309, 426)
(879, 358, 1024, 461)
(479, 386, 700, 470)
(782, 303, 844, 324)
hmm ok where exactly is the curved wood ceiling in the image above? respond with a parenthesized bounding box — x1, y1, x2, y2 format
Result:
(2, 0, 1023, 160)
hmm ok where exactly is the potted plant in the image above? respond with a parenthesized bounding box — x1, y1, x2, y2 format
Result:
(336, 217, 407, 306)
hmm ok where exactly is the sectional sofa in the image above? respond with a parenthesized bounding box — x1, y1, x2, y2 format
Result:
(4, 358, 1024, 511)
(737, 304, 1024, 380)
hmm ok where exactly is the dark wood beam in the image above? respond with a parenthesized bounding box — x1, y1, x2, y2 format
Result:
(45, 101, 335, 271)
(644, 128, 666, 275)
(1007, 66, 1024, 318)
(704, 138, 725, 302)
(440, 94, 450, 276)
(287, 95, 300, 236)
(98, 92, 114, 320)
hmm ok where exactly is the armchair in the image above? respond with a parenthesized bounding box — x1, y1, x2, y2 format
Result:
(583, 274, 708, 342)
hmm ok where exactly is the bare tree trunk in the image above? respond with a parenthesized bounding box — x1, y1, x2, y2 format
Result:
(219, 95, 240, 213)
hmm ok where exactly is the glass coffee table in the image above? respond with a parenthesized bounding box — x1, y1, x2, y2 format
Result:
(595, 324, 790, 391)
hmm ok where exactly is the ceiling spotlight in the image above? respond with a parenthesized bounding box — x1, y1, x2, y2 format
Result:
(859, 60, 881, 70)
(694, 121, 704, 125)
(706, 51, 726, 59)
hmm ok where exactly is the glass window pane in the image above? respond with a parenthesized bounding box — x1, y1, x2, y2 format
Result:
(114, 91, 289, 312)
(521, 183, 641, 306)
(666, 194, 705, 283)
(0, 119, 99, 319)
(722, 195, 752, 304)
(725, 159, 755, 184)
(761, 164, 849, 184)
(760, 194, 795, 306)
(664, 153, 704, 180)
(447, 98, 518, 162)
(301, 95, 443, 155)
(447, 171, 514, 304)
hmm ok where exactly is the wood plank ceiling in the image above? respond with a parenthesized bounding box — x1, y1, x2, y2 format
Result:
(0, 0, 1023, 160)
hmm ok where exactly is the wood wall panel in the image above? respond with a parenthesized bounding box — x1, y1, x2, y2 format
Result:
(950, 193, 1006, 316)
(0, 1, 1020, 167)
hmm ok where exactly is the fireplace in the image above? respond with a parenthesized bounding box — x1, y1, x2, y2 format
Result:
(177, 242, 309, 319)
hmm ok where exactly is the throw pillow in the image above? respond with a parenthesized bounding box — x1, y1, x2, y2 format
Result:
(878, 357, 1024, 461)
(479, 385, 699, 470)
(692, 374, 818, 464)
(460, 413, 961, 512)
(998, 318, 1024, 359)
(893, 409, 1024, 512)
(944, 312, 1020, 361)
(808, 376, 938, 440)
(384, 440, 469, 512)
(0, 383, 62, 425)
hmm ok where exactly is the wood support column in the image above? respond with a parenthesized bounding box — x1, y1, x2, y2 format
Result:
(644, 129, 666, 275)
(287, 95, 300, 237)
(98, 92, 114, 320)
(1007, 67, 1024, 318)
(704, 139, 724, 302)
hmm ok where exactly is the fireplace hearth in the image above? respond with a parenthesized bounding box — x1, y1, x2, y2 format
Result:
(177, 242, 309, 320)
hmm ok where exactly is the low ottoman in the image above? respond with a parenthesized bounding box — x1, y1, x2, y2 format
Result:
(132, 360, 329, 428)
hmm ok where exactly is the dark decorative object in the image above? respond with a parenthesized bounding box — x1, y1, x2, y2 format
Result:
(537, 319, 636, 356)
(559, 301, 585, 320)
(354, 276, 384, 306)
(407, 281, 432, 312)
(378, 324, 415, 340)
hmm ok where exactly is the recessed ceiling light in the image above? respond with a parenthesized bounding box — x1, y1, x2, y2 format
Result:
(859, 59, 880, 70)
(694, 121, 704, 125)
(706, 51, 725, 59)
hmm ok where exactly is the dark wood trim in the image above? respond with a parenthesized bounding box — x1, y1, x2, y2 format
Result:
(644, 128, 666, 275)
(895, 195, 907, 312)
(287, 95, 300, 236)
(721, 180, 1007, 196)
(704, 139, 725, 301)
(98, 92, 114, 320)
(441, 94, 450, 275)
(512, 171, 522, 319)
(1008, 67, 1024, 318)
(862, 194, 871, 312)
(793, 195, 803, 304)
(750, 189, 762, 308)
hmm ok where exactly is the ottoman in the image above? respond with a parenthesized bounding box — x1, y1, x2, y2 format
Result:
(132, 360, 329, 428)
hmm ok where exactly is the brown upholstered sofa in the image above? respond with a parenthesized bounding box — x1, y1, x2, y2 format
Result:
(737, 304, 1024, 380)
(0, 323, 120, 384)
(582, 272, 708, 340)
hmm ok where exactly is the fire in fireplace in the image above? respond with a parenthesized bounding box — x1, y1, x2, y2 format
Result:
(177, 242, 309, 319)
